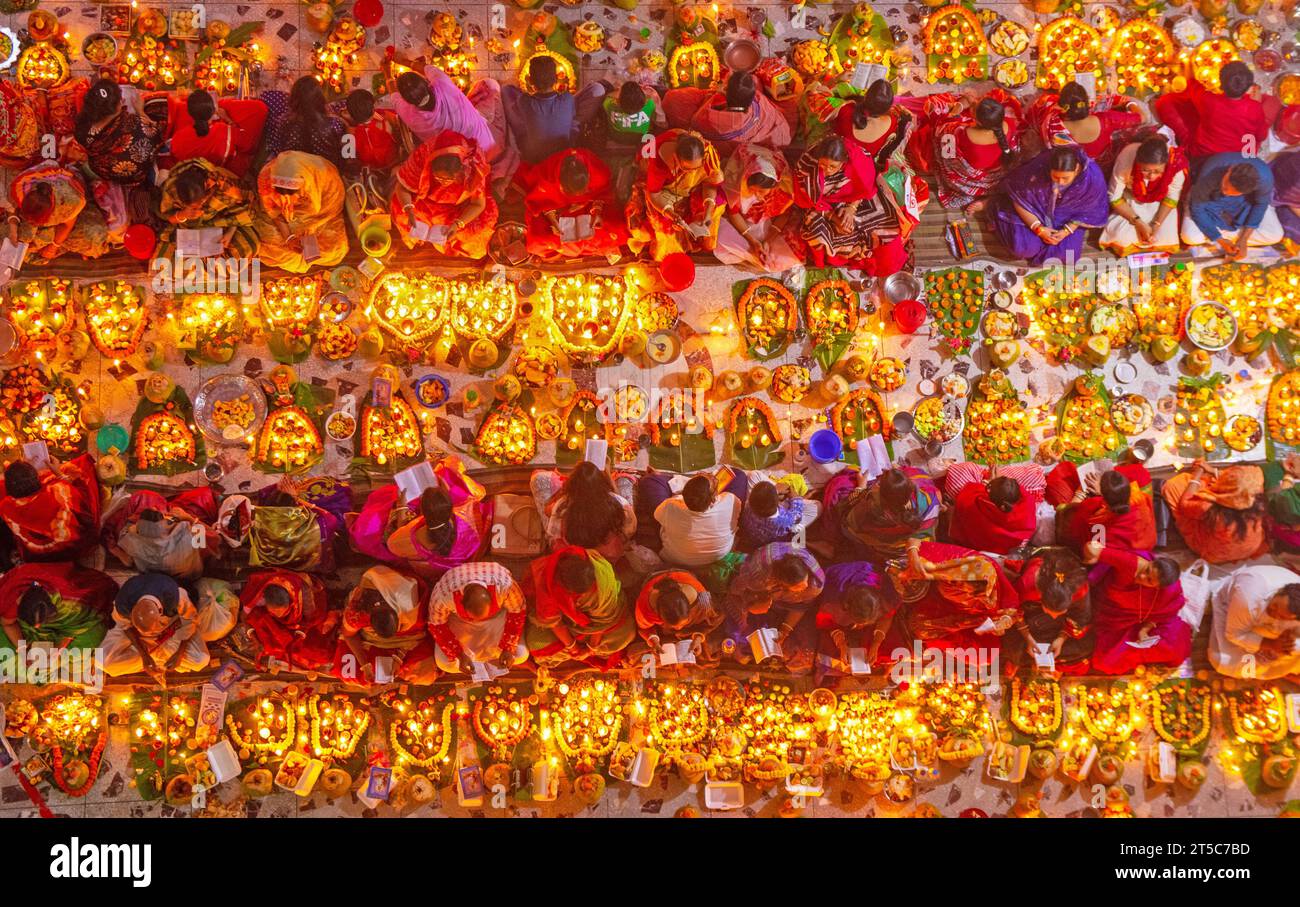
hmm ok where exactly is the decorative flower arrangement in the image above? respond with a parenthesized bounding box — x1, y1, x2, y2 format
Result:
(256, 406, 323, 470)
(16, 41, 70, 88)
(552, 678, 623, 768)
(259, 276, 321, 333)
(646, 683, 711, 751)
(473, 686, 533, 761)
(1226, 687, 1288, 745)
(1021, 270, 1098, 362)
(728, 397, 781, 449)
(1151, 680, 1212, 751)
(926, 268, 984, 355)
(1188, 38, 1239, 91)
(308, 693, 371, 762)
(227, 694, 296, 762)
(448, 277, 518, 343)
(803, 277, 858, 367)
(667, 41, 720, 89)
(135, 411, 197, 470)
(738, 684, 814, 781)
(831, 387, 887, 445)
(1059, 374, 1121, 462)
(367, 271, 450, 346)
(117, 29, 188, 88)
(1036, 16, 1104, 90)
(1109, 19, 1175, 95)
(21, 378, 83, 456)
(1267, 369, 1300, 446)
(312, 16, 365, 93)
(963, 370, 1030, 465)
(1175, 376, 1228, 459)
(385, 694, 454, 769)
(832, 691, 894, 781)
(474, 404, 536, 466)
(1076, 682, 1140, 752)
(128, 694, 202, 800)
(360, 395, 423, 467)
(5, 278, 75, 351)
(1009, 677, 1062, 739)
(922, 5, 988, 83)
(737, 277, 798, 358)
(83, 280, 147, 358)
(540, 274, 635, 362)
(39, 693, 106, 797)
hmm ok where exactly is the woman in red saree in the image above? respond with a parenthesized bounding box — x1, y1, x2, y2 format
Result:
(1002, 547, 1092, 674)
(888, 540, 1021, 654)
(0, 79, 41, 168)
(165, 90, 269, 178)
(521, 147, 627, 260)
(524, 546, 633, 669)
(1049, 462, 1155, 553)
(240, 569, 337, 671)
(908, 90, 1020, 214)
(1084, 541, 1190, 674)
(390, 129, 496, 259)
(0, 455, 100, 561)
(793, 135, 907, 275)
(834, 80, 927, 228)
(627, 129, 725, 257)
(1023, 82, 1144, 168)
(945, 474, 1038, 554)
(0, 562, 117, 652)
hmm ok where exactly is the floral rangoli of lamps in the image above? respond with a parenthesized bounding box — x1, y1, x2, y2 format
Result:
(429, 10, 476, 92)
(366, 271, 450, 351)
(1267, 368, 1300, 446)
(258, 276, 321, 333)
(540, 273, 635, 363)
(256, 406, 323, 470)
(645, 684, 710, 752)
(83, 280, 147, 359)
(1133, 263, 1191, 348)
(16, 12, 70, 89)
(312, 16, 365, 94)
(1226, 686, 1288, 745)
(1185, 38, 1239, 91)
(552, 678, 622, 771)
(129, 695, 202, 798)
(1008, 677, 1063, 739)
(737, 684, 812, 781)
(308, 693, 370, 761)
(1109, 18, 1175, 96)
(192, 21, 262, 94)
(737, 277, 798, 358)
(830, 386, 887, 447)
(832, 692, 894, 780)
(921, 5, 988, 84)
(447, 276, 518, 346)
(1150, 680, 1212, 750)
(728, 397, 780, 449)
(1073, 682, 1141, 757)
(558, 389, 604, 453)
(171, 293, 244, 361)
(135, 410, 197, 471)
(474, 403, 536, 466)
(5, 278, 74, 354)
(360, 393, 422, 466)
(40, 692, 107, 797)
(472, 686, 533, 762)
(832, 2, 894, 73)
(666, 5, 720, 89)
(21, 378, 83, 455)
(385, 693, 453, 769)
(226, 694, 297, 763)
(117, 29, 188, 90)
(1035, 16, 1104, 91)
(962, 370, 1030, 466)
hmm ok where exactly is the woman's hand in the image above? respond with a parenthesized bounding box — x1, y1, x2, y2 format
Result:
(1133, 219, 1154, 245)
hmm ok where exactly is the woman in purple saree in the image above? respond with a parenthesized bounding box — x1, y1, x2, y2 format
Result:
(992, 145, 1108, 267)
(351, 454, 492, 580)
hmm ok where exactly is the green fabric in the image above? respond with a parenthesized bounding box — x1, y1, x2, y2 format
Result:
(0, 592, 108, 652)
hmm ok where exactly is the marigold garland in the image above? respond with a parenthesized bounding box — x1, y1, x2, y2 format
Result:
(1077, 683, 1138, 749)
(308, 693, 371, 762)
(1227, 687, 1288, 745)
(472, 689, 533, 760)
(727, 397, 781, 446)
(226, 697, 296, 755)
(831, 387, 887, 442)
(803, 278, 858, 345)
(1009, 677, 1063, 738)
(51, 732, 107, 797)
(1152, 680, 1212, 749)
(387, 699, 453, 769)
(135, 411, 197, 470)
(737, 277, 798, 353)
(255, 406, 323, 469)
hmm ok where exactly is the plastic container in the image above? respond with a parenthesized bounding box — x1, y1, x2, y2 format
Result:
(704, 781, 745, 810)
(807, 429, 843, 463)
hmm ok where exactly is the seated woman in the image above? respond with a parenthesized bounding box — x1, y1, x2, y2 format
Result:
(723, 542, 824, 672)
(1161, 462, 1268, 564)
(1002, 547, 1091, 674)
(1048, 463, 1155, 553)
(5, 161, 112, 260)
(992, 145, 1109, 266)
(101, 573, 236, 679)
(944, 474, 1038, 555)
(909, 90, 1019, 215)
(155, 158, 260, 260)
(73, 79, 163, 185)
(634, 569, 722, 664)
(715, 142, 800, 272)
(0, 562, 117, 653)
(532, 461, 635, 562)
(249, 475, 351, 574)
(835, 467, 941, 563)
(1083, 540, 1191, 674)
(391, 129, 496, 259)
(888, 540, 1020, 656)
(1265, 455, 1300, 567)
(1209, 564, 1300, 679)
(521, 147, 627, 261)
(106, 489, 217, 580)
(351, 455, 491, 579)
(1024, 82, 1144, 167)
(428, 562, 528, 675)
(735, 479, 819, 553)
(260, 76, 347, 167)
(834, 79, 927, 229)
(239, 569, 337, 672)
(814, 561, 895, 672)
(793, 135, 907, 276)
(0, 455, 100, 561)
(334, 89, 402, 172)
(0, 79, 41, 169)
(627, 129, 725, 258)
(334, 566, 436, 684)
(166, 89, 269, 177)
(662, 70, 791, 156)
(1100, 135, 1187, 255)
(253, 150, 348, 272)
(525, 547, 633, 669)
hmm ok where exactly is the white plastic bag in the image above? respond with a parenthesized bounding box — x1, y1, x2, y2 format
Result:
(1177, 559, 1213, 631)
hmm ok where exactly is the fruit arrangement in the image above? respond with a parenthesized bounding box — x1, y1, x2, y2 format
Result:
(771, 364, 812, 404)
(1087, 303, 1137, 350)
(256, 406, 323, 469)
(1109, 393, 1153, 435)
(1036, 16, 1104, 90)
(1175, 376, 1229, 459)
(475, 405, 537, 466)
(360, 396, 423, 467)
(512, 346, 559, 389)
(1224, 414, 1262, 453)
(0, 363, 49, 414)
(573, 20, 604, 53)
(962, 369, 1030, 465)
(994, 59, 1029, 88)
(832, 387, 888, 446)
(922, 5, 988, 82)
(791, 39, 834, 79)
(869, 357, 906, 393)
(913, 395, 962, 444)
(736, 277, 798, 358)
(1058, 375, 1121, 461)
(925, 268, 984, 355)
(1267, 368, 1300, 447)
(1185, 301, 1238, 351)
(135, 411, 197, 470)
(1109, 18, 1175, 95)
(315, 322, 357, 360)
(989, 19, 1030, 56)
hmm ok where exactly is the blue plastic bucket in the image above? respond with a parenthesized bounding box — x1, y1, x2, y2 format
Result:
(807, 429, 843, 464)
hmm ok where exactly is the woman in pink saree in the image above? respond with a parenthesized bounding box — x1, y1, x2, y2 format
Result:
(350, 455, 492, 580)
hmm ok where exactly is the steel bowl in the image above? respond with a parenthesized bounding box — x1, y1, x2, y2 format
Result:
(991, 270, 1018, 291)
(883, 272, 922, 304)
(722, 39, 761, 73)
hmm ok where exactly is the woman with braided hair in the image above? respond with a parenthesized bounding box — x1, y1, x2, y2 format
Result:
(906, 89, 1021, 215)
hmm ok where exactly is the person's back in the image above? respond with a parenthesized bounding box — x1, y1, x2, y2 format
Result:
(1190, 62, 1269, 159)
(655, 478, 740, 567)
(504, 55, 576, 165)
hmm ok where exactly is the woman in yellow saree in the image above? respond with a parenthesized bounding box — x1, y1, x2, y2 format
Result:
(627, 128, 725, 257)
(254, 150, 348, 272)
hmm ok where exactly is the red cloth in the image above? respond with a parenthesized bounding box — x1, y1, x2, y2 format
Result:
(166, 95, 268, 177)
(0, 561, 116, 622)
(521, 147, 627, 259)
(1089, 547, 1190, 674)
(1078, 109, 1142, 162)
(902, 541, 1020, 645)
(1129, 144, 1189, 205)
(0, 454, 100, 560)
(527, 544, 592, 628)
(240, 569, 336, 670)
(946, 482, 1037, 554)
(1049, 462, 1155, 552)
(102, 486, 217, 551)
(1155, 81, 1270, 160)
(350, 111, 401, 170)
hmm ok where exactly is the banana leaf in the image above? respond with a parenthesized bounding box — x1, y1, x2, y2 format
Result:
(648, 426, 716, 473)
(1174, 374, 1228, 462)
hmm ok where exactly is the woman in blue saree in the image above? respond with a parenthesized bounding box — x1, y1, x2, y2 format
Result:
(992, 145, 1108, 266)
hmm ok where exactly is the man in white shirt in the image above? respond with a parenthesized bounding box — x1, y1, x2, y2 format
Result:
(653, 473, 745, 568)
(1210, 565, 1300, 679)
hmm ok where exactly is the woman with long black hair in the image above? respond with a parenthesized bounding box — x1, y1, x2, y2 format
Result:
(260, 75, 346, 167)
(73, 78, 163, 185)
(908, 89, 1021, 214)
